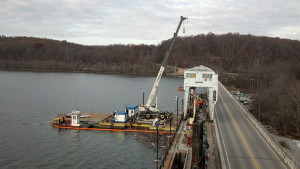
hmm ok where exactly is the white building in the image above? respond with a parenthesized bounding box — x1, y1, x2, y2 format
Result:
(184, 65, 218, 121)
(115, 111, 128, 123)
(71, 110, 81, 127)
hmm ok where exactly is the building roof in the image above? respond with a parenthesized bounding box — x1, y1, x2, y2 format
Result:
(126, 105, 139, 110)
(116, 111, 128, 115)
(186, 65, 214, 73)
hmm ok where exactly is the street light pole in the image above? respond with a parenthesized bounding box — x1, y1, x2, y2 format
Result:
(175, 96, 178, 123)
(152, 118, 160, 169)
(156, 125, 158, 169)
(169, 117, 172, 135)
(182, 99, 184, 113)
(177, 97, 179, 123)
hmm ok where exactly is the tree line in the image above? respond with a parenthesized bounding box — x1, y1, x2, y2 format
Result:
(0, 33, 299, 137)
(0, 36, 161, 74)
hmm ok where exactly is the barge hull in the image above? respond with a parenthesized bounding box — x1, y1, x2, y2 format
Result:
(51, 123, 174, 134)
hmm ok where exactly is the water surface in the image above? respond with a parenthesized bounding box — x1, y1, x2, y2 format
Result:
(0, 71, 183, 169)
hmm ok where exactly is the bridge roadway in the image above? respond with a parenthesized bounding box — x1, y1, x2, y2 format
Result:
(215, 83, 287, 169)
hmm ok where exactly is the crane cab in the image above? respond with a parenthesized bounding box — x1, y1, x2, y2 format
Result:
(125, 105, 139, 118)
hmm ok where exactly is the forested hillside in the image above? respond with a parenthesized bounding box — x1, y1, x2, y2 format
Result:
(1, 33, 300, 137)
(0, 36, 159, 74)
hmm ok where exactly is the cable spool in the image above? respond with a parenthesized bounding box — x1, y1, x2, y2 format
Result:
(145, 114, 150, 119)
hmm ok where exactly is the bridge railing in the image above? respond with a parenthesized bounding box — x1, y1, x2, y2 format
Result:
(219, 82, 298, 169)
(159, 115, 183, 169)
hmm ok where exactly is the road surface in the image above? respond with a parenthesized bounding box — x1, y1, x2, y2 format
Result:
(215, 83, 287, 169)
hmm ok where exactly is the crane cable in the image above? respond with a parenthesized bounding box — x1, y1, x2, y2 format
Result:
(183, 20, 185, 33)
(183, 18, 186, 33)
(183, 18, 188, 34)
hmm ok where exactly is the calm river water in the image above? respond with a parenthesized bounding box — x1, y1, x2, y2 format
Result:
(0, 71, 183, 169)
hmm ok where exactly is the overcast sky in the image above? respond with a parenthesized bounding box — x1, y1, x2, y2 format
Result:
(1, 0, 299, 46)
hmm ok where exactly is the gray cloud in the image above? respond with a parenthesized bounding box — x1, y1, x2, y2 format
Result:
(1, 0, 299, 45)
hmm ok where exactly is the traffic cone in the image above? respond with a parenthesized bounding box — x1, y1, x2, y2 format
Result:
(207, 154, 210, 160)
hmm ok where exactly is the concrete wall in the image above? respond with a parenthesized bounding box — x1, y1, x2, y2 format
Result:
(219, 82, 298, 169)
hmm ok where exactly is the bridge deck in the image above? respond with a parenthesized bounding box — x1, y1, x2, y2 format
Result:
(215, 84, 287, 169)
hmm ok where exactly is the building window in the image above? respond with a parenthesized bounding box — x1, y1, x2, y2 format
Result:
(186, 73, 196, 78)
(203, 73, 212, 79)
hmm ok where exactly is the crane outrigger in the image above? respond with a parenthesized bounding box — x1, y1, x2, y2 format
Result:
(139, 16, 188, 118)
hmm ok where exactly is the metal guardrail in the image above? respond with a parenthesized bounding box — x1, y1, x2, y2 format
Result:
(158, 116, 183, 169)
(219, 82, 299, 169)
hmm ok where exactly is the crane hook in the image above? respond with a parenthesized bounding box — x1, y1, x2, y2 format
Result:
(183, 19, 187, 33)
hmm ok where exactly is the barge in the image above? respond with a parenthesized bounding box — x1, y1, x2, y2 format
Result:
(51, 105, 177, 133)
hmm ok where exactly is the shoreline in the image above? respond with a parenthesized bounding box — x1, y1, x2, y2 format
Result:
(0, 68, 184, 77)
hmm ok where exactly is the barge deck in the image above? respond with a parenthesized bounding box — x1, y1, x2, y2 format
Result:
(51, 112, 178, 134)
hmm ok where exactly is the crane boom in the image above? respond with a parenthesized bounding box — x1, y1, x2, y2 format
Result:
(144, 16, 187, 111)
